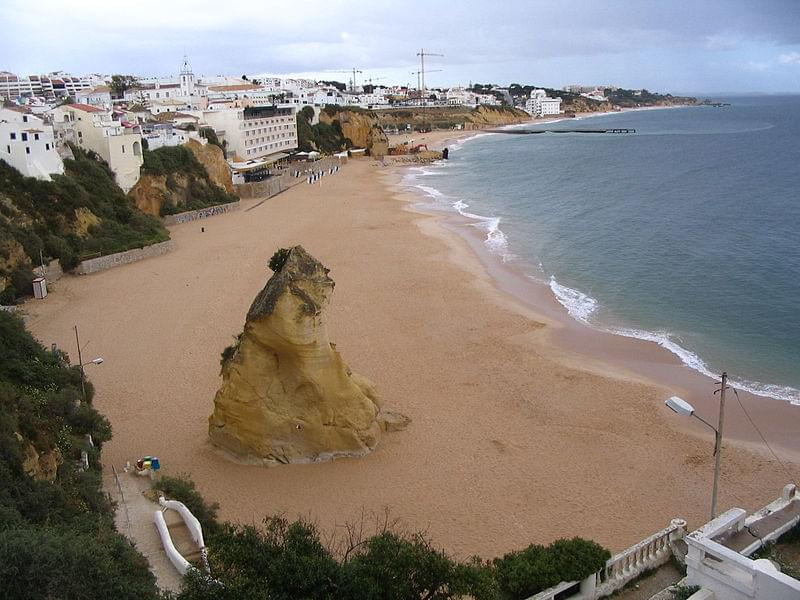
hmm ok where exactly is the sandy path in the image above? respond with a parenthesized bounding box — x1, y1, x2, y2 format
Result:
(24, 159, 797, 559)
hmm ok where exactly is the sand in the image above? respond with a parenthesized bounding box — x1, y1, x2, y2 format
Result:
(23, 149, 800, 560)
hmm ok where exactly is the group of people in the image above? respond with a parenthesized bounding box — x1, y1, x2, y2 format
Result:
(304, 165, 340, 185)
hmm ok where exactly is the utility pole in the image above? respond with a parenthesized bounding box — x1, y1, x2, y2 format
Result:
(74, 325, 86, 403)
(710, 371, 728, 519)
(416, 48, 443, 107)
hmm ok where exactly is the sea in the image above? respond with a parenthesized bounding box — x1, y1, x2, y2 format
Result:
(403, 96, 800, 404)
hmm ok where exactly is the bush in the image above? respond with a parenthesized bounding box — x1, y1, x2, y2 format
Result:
(672, 585, 701, 600)
(493, 538, 610, 600)
(199, 127, 223, 150)
(155, 474, 220, 536)
(0, 147, 169, 290)
(186, 517, 340, 600)
(339, 531, 487, 600)
(269, 247, 291, 272)
(0, 311, 161, 598)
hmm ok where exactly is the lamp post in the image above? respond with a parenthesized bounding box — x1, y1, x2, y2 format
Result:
(665, 372, 728, 520)
(74, 325, 104, 403)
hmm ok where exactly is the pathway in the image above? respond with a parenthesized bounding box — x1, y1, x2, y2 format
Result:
(106, 466, 184, 593)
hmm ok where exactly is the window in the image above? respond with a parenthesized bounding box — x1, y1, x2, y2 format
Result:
(5, 145, 9, 153)
(122, 145, 125, 153)
(46, 143, 50, 150)
(22, 115, 28, 123)
(25, 146, 30, 154)
(34, 133, 39, 140)
(21, 133, 28, 141)
(9, 132, 15, 140)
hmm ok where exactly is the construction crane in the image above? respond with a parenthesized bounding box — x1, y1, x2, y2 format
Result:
(411, 69, 443, 105)
(327, 68, 363, 92)
(416, 49, 443, 107)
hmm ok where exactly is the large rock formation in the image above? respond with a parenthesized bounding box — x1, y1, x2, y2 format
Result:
(209, 246, 407, 465)
(129, 140, 235, 216)
(318, 109, 389, 157)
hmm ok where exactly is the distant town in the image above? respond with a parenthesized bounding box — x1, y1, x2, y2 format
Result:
(0, 56, 690, 193)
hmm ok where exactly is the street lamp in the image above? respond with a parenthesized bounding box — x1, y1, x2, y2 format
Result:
(665, 372, 729, 520)
(74, 325, 104, 403)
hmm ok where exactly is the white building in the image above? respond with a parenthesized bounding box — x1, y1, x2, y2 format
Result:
(141, 123, 205, 151)
(0, 107, 64, 180)
(201, 105, 297, 162)
(50, 104, 143, 192)
(124, 57, 207, 111)
(526, 89, 562, 116)
(0, 71, 104, 101)
(76, 85, 112, 109)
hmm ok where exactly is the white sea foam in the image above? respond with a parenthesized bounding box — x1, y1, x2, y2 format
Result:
(611, 326, 800, 405)
(403, 140, 800, 405)
(549, 277, 598, 322)
(547, 278, 800, 404)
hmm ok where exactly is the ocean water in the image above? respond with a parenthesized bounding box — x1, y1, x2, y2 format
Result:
(404, 96, 800, 404)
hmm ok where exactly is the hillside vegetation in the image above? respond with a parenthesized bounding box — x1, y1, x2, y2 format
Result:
(130, 141, 237, 217)
(0, 146, 168, 303)
(0, 311, 162, 599)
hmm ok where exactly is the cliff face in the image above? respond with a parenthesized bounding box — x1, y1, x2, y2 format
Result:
(129, 171, 192, 216)
(129, 142, 236, 217)
(186, 139, 233, 194)
(376, 105, 530, 131)
(467, 105, 531, 125)
(318, 109, 389, 156)
(209, 246, 407, 465)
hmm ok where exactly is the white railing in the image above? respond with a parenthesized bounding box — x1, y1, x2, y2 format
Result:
(527, 518, 687, 600)
(685, 485, 800, 600)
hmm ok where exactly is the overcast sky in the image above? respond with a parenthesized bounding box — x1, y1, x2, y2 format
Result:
(3, 0, 800, 94)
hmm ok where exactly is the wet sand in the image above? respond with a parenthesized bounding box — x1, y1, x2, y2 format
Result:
(24, 153, 799, 559)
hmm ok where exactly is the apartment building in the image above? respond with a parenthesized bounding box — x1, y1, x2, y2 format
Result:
(0, 107, 64, 180)
(50, 104, 143, 192)
(0, 72, 103, 100)
(201, 105, 297, 162)
(526, 89, 563, 116)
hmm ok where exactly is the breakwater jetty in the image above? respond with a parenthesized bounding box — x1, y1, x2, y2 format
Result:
(487, 127, 636, 135)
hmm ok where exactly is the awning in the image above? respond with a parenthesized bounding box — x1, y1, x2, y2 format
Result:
(228, 152, 289, 172)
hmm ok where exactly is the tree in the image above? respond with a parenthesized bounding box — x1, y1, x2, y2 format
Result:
(109, 75, 139, 97)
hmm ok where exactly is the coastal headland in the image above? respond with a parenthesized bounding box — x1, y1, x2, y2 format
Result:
(23, 132, 800, 559)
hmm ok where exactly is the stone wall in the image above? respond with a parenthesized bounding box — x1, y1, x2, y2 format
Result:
(162, 201, 240, 226)
(235, 157, 344, 200)
(76, 241, 175, 275)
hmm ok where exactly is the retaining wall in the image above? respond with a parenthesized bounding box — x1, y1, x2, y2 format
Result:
(76, 241, 175, 275)
(162, 201, 241, 226)
(235, 157, 344, 200)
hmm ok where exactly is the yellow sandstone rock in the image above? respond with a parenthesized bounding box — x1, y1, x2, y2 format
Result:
(208, 246, 407, 465)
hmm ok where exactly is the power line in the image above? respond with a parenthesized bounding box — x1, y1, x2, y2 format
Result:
(732, 387, 797, 483)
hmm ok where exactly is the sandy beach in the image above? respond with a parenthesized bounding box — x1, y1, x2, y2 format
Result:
(23, 147, 800, 559)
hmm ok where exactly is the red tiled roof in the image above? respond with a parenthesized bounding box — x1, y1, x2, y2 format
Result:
(67, 103, 105, 113)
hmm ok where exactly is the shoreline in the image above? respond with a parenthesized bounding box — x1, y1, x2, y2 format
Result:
(21, 141, 800, 560)
(389, 126, 800, 462)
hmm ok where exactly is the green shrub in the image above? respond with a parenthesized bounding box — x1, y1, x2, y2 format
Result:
(493, 537, 609, 600)
(269, 247, 291, 272)
(672, 584, 700, 600)
(199, 127, 223, 150)
(493, 544, 560, 599)
(0, 311, 160, 598)
(155, 474, 220, 536)
(339, 531, 486, 600)
(219, 333, 243, 369)
(0, 146, 169, 291)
